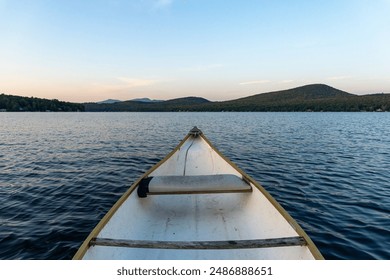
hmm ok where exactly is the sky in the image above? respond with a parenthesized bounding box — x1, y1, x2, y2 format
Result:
(1, 0, 389, 102)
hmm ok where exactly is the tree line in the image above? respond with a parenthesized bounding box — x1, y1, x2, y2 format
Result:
(0, 94, 84, 112)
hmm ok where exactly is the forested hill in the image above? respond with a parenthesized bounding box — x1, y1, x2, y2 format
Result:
(2, 84, 390, 112)
(84, 84, 390, 112)
(0, 94, 84, 112)
(84, 97, 210, 112)
(210, 84, 390, 112)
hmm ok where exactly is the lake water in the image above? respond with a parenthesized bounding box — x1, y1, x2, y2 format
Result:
(0, 112, 389, 260)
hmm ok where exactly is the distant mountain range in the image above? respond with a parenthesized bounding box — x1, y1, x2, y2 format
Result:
(1, 84, 389, 112)
(97, 97, 164, 104)
(97, 99, 122, 104)
(85, 84, 390, 112)
(130, 98, 164, 103)
(85, 96, 210, 112)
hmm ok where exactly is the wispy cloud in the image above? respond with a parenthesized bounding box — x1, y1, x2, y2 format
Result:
(154, 0, 174, 8)
(116, 77, 159, 88)
(239, 80, 270, 85)
(181, 63, 224, 72)
(327, 75, 352, 81)
(93, 77, 160, 93)
(280, 79, 294, 83)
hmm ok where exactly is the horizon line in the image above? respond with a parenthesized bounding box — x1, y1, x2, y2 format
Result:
(2, 83, 389, 104)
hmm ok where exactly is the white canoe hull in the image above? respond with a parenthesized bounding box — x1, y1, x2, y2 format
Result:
(74, 127, 323, 260)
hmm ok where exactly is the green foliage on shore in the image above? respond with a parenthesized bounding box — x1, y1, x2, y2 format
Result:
(0, 94, 84, 112)
(84, 84, 390, 112)
(2, 84, 389, 113)
(84, 97, 210, 112)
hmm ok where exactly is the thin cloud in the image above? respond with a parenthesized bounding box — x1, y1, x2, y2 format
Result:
(92, 77, 160, 93)
(181, 64, 224, 72)
(116, 77, 159, 88)
(280, 79, 294, 83)
(327, 75, 352, 81)
(154, 0, 174, 8)
(239, 80, 270, 85)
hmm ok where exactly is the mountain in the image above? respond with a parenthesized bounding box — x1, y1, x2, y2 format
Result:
(97, 98, 164, 104)
(233, 84, 353, 102)
(84, 84, 390, 112)
(129, 98, 164, 103)
(84, 97, 210, 112)
(159, 97, 210, 106)
(97, 99, 122, 104)
(2, 84, 389, 112)
(206, 84, 358, 111)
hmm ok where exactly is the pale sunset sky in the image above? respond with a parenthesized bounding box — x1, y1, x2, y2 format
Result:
(1, 0, 389, 102)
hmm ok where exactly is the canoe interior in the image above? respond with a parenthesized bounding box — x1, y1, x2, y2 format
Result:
(75, 129, 323, 260)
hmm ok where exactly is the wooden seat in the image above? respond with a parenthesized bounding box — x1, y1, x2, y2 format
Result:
(137, 174, 252, 197)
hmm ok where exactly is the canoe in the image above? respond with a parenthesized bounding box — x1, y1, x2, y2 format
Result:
(73, 127, 323, 260)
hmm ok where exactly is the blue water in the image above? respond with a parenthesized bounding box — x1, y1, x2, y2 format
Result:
(0, 112, 389, 259)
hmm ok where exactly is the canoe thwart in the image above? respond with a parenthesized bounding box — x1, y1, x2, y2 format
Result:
(137, 174, 252, 198)
(90, 236, 307, 250)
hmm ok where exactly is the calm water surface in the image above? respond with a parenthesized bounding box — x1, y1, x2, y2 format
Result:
(0, 112, 389, 259)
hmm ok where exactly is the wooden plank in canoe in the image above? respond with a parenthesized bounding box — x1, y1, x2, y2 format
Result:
(90, 236, 307, 250)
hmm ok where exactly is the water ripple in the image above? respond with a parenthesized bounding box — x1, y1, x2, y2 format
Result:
(0, 112, 389, 259)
